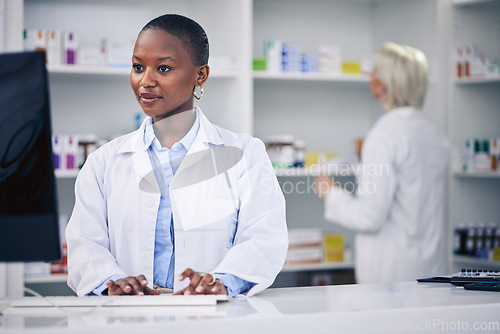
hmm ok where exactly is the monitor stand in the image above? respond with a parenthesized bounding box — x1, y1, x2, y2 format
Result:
(0, 263, 24, 298)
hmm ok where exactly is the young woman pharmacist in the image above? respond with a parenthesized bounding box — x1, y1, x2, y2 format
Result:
(66, 14, 288, 297)
(315, 43, 448, 284)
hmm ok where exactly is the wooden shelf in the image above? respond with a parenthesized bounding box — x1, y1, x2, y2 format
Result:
(453, 171, 500, 179)
(274, 166, 356, 177)
(48, 65, 239, 78)
(55, 169, 80, 178)
(281, 261, 355, 272)
(56, 166, 358, 178)
(24, 274, 68, 284)
(454, 77, 500, 85)
(48, 65, 129, 76)
(253, 71, 369, 83)
(453, 0, 500, 7)
(453, 255, 500, 269)
(23, 264, 355, 283)
(56, 166, 357, 179)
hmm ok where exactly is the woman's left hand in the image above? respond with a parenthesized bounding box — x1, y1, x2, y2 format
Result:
(173, 268, 228, 295)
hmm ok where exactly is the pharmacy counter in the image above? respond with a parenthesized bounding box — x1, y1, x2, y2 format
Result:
(1, 281, 499, 334)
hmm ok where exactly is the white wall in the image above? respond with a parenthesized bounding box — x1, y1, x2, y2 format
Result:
(0, 0, 4, 52)
(4, 0, 23, 51)
(371, 0, 448, 131)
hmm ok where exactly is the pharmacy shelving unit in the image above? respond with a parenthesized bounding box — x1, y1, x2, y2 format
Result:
(455, 77, 500, 84)
(253, 71, 370, 83)
(23, 261, 356, 281)
(281, 261, 355, 273)
(253, 0, 449, 286)
(453, 255, 500, 269)
(24, 274, 68, 284)
(54, 169, 79, 179)
(3, 0, 452, 292)
(274, 166, 356, 178)
(453, 171, 500, 179)
(449, 0, 500, 271)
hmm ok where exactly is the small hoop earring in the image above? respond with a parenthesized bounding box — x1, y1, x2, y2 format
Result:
(193, 85, 203, 100)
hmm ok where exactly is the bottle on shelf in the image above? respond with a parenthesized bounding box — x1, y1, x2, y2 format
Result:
(460, 137, 500, 174)
(475, 223, 488, 259)
(465, 225, 477, 256)
(266, 135, 297, 169)
(293, 140, 305, 168)
(490, 138, 499, 172)
(455, 222, 500, 261)
(462, 138, 474, 172)
(456, 46, 464, 79)
(454, 223, 467, 255)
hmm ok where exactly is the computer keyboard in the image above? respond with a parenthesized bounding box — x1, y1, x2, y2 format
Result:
(417, 268, 500, 284)
(450, 275, 500, 286)
(417, 269, 500, 293)
(457, 268, 500, 277)
(10, 294, 230, 308)
(450, 268, 500, 286)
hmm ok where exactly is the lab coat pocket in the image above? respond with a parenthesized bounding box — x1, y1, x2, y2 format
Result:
(171, 173, 235, 231)
(208, 171, 238, 200)
(207, 172, 239, 248)
(204, 212, 236, 270)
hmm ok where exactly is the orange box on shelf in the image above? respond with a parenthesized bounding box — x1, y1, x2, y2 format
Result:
(51, 243, 68, 274)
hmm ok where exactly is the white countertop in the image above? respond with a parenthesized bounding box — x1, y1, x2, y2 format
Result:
(1, 281, 499, 333)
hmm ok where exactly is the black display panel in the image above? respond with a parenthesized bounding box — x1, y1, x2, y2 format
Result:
(0, 51, 61, 262)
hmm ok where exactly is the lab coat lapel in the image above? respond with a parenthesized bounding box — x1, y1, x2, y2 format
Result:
(173, 136, 209, 177)
(131, 149, 160, 193)
(173, 109, 224, 177)
(118, 109, 223, 194)
(117, 120, 160, 194)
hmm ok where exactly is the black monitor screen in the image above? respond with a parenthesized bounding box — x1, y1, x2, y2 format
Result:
(0, 51, 61, 262)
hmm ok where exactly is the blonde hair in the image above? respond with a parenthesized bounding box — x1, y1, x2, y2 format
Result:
(373, 42, 429, 110)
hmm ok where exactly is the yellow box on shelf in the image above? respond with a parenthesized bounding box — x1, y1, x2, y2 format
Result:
(494, 247, 500, 262)
(323, 233, 344, 262)
(304, 151, 337, 167)
(342, 61, 362, 75)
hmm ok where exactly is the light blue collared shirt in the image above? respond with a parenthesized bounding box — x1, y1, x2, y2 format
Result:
(93, 109, 254, 296)
(144, 111, 199, 289)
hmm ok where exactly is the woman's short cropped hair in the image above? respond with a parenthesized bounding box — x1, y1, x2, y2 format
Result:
(141, 14, 209, 66)
(373, 42, 429, 110)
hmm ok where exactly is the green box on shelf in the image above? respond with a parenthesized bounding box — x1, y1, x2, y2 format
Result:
(486, 64, 500, 78)
(253, 58, 267, 71)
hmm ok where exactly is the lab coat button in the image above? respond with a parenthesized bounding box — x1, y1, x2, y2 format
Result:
(140, 251, 149, 260)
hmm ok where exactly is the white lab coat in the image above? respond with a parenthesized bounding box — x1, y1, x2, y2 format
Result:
(66, 109, 288, 296)
(323, 106, 448, 284)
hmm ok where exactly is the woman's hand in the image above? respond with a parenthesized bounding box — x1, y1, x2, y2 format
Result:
(106, 275, 161, 296)
(173, 268, 228, 295)
(314, 174, 334, 199)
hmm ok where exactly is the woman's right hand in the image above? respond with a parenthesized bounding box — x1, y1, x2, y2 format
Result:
(105, 275, 161, 296)
(314, 174, 335, 200)
(174, 268, 228, 295)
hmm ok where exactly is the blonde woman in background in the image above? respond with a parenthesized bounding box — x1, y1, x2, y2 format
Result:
(315, 42, 449, 284)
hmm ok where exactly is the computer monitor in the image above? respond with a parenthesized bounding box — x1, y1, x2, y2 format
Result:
(0, 51, 61, 263)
